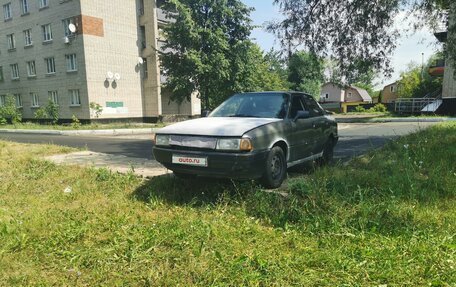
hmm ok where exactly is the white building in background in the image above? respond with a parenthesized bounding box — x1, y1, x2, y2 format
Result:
(0, 0, 201, 122)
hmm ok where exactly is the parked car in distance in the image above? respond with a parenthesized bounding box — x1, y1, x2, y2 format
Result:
(153, 92, 338, 188)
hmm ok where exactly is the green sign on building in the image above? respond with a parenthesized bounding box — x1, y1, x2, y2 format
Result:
(106, 102, 124, 108)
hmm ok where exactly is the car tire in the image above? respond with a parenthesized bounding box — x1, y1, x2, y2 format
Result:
(260, 146, 287, 189)
(318, 137, 335, 166)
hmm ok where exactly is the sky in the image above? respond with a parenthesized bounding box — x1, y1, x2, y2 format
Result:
(242, 0, 441, 89)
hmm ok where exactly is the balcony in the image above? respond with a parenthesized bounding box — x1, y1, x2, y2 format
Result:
(157, 8, 175, 25)
(434, 16, 448, 43)
(428, 59, 445, 77)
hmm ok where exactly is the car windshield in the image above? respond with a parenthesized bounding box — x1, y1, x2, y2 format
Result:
(209, 93, 289, 119)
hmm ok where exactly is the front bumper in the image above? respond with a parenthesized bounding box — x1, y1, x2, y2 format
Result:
(153, 147, 270, 179)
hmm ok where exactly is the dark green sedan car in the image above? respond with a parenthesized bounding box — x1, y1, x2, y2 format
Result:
(153, 92, 338, 188)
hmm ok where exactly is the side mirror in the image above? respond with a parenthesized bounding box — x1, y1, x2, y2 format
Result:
(294, 110, 310, 121)
(201, 110, 211, 117)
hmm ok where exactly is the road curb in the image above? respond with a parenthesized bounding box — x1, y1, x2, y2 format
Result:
(0, 128, 160, 136)
(335, 117, 456, 123)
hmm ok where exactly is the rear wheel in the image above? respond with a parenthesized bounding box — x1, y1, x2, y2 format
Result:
(260, 146, 287, 189)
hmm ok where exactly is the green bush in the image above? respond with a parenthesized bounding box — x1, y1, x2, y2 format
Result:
(45, 100, 59, 124)
(34, 100, 60, 124)
(90, 102, 103, 119)
(0, 94, 22, 124)
(368, 103, 387, 113)
(34, 107, 48, 120)
(354, 105, 366, 112)
(71, 114, 81, 129)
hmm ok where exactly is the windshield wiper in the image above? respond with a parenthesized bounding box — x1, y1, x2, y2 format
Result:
(230, 114, 257, 118)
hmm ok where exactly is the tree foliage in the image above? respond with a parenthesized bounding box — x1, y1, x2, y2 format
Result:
(397, 54, 443, 98)
(34, 100, 60, 124)
(269, 0, 455, 82)
(0, 95, 22, 124)
(229, 42, 289, 96)
(162, 0, 269, 108)
(287, 51, 324, 98)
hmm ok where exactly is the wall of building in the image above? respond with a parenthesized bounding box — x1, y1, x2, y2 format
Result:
(344, 87, 364, 103)
(161, 89, 201, 116)
(139, 0, 162, 118)
(382, 83, 399, 103)
(320, 83, 344, 103)
(442, 4, 456, 100)
(80, 0, 144, 119)
(0, 0, 89, 120)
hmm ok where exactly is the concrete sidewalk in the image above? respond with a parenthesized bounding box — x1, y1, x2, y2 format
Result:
(1, 117, 455, 136)
(334, 115, 456, 123)
(45, 151, 170, 178)
(0, 128, 160, 136)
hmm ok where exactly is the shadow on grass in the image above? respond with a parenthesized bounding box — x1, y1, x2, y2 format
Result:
(132, 163, 319, 207)
(132, 174, 256, 206)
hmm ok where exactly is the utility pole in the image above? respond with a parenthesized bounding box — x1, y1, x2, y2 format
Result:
(421, 52, 424, 82)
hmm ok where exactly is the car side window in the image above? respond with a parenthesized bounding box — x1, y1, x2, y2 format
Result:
(289, 95, 306, 119)
(302, 95, 324, 117)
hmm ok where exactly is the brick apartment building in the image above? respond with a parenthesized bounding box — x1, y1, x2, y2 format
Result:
(0, 0, 201, 122)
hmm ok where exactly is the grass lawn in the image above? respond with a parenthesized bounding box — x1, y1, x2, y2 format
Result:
(0, 122, 165, 131)
(0, 123, 455, 286)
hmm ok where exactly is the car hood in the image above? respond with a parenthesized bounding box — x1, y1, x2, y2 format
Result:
(157, 117, 282, 137)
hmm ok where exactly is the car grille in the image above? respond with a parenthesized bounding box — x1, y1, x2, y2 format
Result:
(169, 135, 217, 150)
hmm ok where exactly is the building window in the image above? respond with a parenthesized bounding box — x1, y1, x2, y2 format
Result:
(0, 95, 5, 106)
(31, 93, 39, 107)
(325, 93, 329, 99)
(42, 24, 53, 42)
(15, 94, 22, 108)
(69, 89, 81, 106)
(3, 3, 12, 20)
(62, 17, 75, 37)
(140, 26, 146, 49)
(10, 64, 19, 79)
(139, 0, 145, 15)
(45, 57, 56, 74)
(27, 61, 36, 77)
(38, 0, 48, 9)
(7, 34, 16, 50)
(0, 66, 3, 82)
(24, 29, 33, 46)
(49, 91, 58, 105)
(66, 54, 77, 72)
(20, 0, 29, 14)
(390, 85, 396, 93)
(143, 58, 148, 79)
(348, 92, 352, 98)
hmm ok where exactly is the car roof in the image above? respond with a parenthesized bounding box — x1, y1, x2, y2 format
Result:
(239, 91, 312, 96)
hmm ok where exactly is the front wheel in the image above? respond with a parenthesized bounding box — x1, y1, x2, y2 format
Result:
(317, 137, 335, 166)
(260, 146, 287, 189)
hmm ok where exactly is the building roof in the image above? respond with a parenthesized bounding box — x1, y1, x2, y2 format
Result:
(383, 82, 398, 88)
(350, 86, 372, 102)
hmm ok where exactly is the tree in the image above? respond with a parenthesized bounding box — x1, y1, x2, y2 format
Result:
(264, 49, 289, 86)
(229, 42, 289, 96)
(397, 54, 443, 98)
(0, 95, 22, 124)
(287, 51, 324, 98)
(160, 0, 255, 109)
(269, 0, 455, 82)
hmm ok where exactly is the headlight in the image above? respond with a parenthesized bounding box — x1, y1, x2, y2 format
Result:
(155, 134, 170, 146)
(216, 138, 253, 151)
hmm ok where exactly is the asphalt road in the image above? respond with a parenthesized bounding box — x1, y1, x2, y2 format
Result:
(0, 122, 437, 161)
